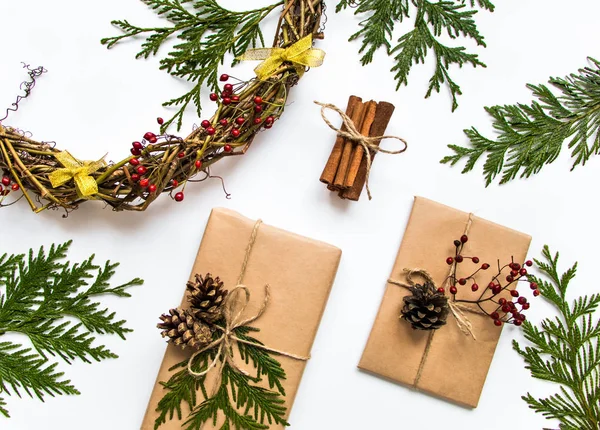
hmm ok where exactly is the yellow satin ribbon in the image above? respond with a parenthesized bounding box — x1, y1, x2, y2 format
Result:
(49, 151, 106, 198)
(238, 34, 325, 80)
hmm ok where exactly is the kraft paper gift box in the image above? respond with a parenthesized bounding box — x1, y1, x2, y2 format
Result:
(142, 208, 341, 429)
(359, 196, 531, 408)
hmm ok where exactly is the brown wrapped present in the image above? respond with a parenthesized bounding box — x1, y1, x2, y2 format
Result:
(142, 208, 341, 429)
(359, 196, 531, 408)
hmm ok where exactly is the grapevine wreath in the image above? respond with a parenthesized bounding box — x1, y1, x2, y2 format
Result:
(0, 0, 325, 214)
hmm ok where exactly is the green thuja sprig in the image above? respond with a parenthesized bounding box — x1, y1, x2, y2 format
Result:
(337, 0, 494, 111)
(513, 246, 600, 430)
(0, 241, 143, 418)
(442, 58, 600, 185)
(101, 0, 284, 131)
(155, 326, 288, 430)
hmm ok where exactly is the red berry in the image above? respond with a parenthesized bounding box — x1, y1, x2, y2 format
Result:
(508, 302, 516, 309)
(220, 118, 228, 126)
(174, 192, 184, 202)
(525, 260, 533, 267)
(481, 263, 490, 270)
(522, 303, 530, 310)
(131, 173, 140, 182)
(195, 160, 202, 169)
(254, 96, 263, 105)
(472, 257, 480, 263)
(224, 144, 232, 153)
(254, 105, 263, 113)
(510, 263, 518, 270)
(144, 132, 158, 143)
(471, 284, 479, 292)
(492, 286, 502, 295)
(454, 240, 461, 247)
(514, 320, 522, 326)
(157, 117, 164, 125)
(222, 90, 232, 98)
(201, 120, 211, 128)
(266, 116, 275, 124)
(519, 268, 528, 276)
(502, 304, 511, 313)
(178, 151, 185, 159)
(506, 275, 514, 283)
(171, 179, 179, 187)
(490, 312, 500, 320)
(510, 270, 518, 277)
(510, 290, 519, 297)
(458, 278, 467, 286)
(220, 74, 229, 82)
(437, 287, 445, 294)
(446, 257, 454, 265)
(488, 282, 496, 289)
(130, 158, 140, 166)
(206, 127, 216, 136)
(254, 118, 262, 125)
(148, 184, 157, 193)
(1, 176, 10, 186)
(533, 290, 540, 297)
(223, 83, 233, 92)
(11, 183, 19, 191)
(232, 95, 240, 102)
(530, 282, 538, 290)
(231, 129, 240, 138)
(449, 286, 457, 294)
(460, 235, 468, 243)
(514, 263, 522, 270)
(265, 124, 273, 129)
(518, 297, 527, 305)
(136, 166, 147, 175)
(235, 117, 245, 126)
(132, 141, 143, 150)
(210, 93, 218, 101)
(455, 255, 464, 263)
(222, 97, 231, 105)
(131, 148, 141, 156)
(494, 319, 502, 327)
(139, 178, 149, 188)
(499, 298, 507, 305)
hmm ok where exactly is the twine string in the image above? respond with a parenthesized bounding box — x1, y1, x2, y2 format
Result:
(314, 101, 408, 200)
(186, 220, 310, 397)
(387, 214, 480, 388)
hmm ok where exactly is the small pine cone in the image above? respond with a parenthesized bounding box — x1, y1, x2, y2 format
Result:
(401, 282, 449, 330)
(187, 273, 228, 324)
(157, 307, 212, 350)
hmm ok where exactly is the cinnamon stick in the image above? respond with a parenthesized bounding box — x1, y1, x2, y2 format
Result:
(333, 101, 366, 189)
(343, 100, 378, 188)
(320, 95, 362, 185)
(341, 101, 395, 201)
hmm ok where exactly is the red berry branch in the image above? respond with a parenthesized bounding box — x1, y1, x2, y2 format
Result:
(0, 0, 323, 214)
(443, 235, 540, 327)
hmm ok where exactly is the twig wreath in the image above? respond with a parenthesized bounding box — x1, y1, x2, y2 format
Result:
(0, 1, 324, 214)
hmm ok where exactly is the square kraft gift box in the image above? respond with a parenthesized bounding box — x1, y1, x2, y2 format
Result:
(359, 196, 531, 408)
(142, 208, 341, 430)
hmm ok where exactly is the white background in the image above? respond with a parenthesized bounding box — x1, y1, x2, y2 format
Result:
(1, 1, 599, 429)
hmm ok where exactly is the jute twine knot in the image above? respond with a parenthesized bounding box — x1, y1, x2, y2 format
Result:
(314, 101, 408, 200)
(186, 220, 310, 398)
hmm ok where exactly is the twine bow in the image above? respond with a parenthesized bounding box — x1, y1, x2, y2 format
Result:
(48, 151, 105, 198)
(238, 34, 325, 80)
(314, 101, 408, 200)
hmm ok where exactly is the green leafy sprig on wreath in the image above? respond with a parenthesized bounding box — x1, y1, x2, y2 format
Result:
(101, 0, 284, 131)
(0, 241, 143, 418)
(513, 246, 600, 430)
(442, 57, 600, 185)
(336, 0, 495, 111)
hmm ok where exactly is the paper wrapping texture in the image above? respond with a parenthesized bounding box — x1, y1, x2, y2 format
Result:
(359, 197, 531, 408)
(142, 208, 341, 429)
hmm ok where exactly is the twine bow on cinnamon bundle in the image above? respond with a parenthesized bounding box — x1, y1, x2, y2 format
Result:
(316, 97, 408, 201)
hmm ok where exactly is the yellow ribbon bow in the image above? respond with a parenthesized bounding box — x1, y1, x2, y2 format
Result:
(238, 34, 325, 80)
(49, 151, 106, 198)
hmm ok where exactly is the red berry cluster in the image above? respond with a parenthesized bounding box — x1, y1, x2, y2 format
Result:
(444, 235, 539, 327)
(0, 175, 20, 198)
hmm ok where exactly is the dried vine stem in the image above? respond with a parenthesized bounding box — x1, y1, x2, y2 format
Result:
(0, 0, 323, 213)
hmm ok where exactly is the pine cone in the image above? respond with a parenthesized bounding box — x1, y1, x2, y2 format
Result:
(401, 282, 449, 330)
(158, 308, 212, 350)
(187, 273, 228, 324)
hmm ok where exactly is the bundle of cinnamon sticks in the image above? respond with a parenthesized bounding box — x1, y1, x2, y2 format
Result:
(320, 95, 395, 201)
